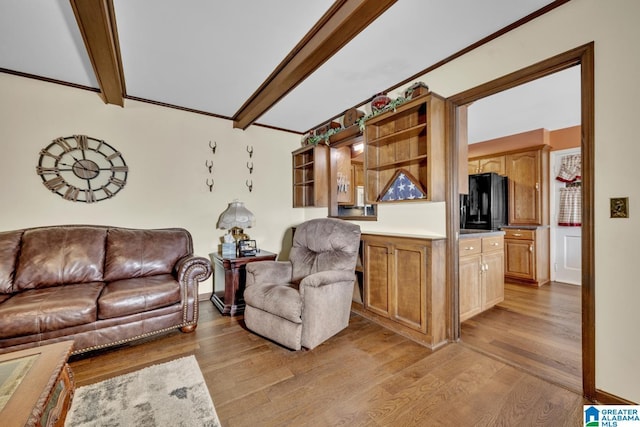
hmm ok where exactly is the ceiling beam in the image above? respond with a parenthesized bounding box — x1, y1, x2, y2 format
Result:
(232, 0, 397, 130)
(70, 0, 125, 106)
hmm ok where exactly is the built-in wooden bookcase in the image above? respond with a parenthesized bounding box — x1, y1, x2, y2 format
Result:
(364, 93, 445, 204)
(292, 144, 328, 207)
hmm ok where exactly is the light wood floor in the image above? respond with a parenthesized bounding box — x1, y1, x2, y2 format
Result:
(461, 281, 582, 393)
(70, 299, 587, 426)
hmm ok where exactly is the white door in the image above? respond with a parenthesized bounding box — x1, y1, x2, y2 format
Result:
(550, 148, 582, 285)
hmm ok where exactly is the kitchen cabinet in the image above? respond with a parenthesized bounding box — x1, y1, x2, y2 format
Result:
(468, 155, 506, 175)
(459, 234, 505, 322)
(364, 93, 445, 203)
(505, 146, 549, 225)
(355, 233, 447, 349)
(328, 134, 375, 219)
(332, 145, 364, 207)
(503, 227, 550, 286)
(292, 144, 328, 207)
(468, 145, 549, 226)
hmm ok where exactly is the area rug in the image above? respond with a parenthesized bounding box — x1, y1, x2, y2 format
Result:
(65, 356, 221, 427)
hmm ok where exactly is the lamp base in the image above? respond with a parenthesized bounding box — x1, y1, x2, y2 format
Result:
(230, 226, 249, 242)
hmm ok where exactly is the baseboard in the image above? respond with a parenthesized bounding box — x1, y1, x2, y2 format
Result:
(198, 292, 212, 302)
(595, 389, 637, 405)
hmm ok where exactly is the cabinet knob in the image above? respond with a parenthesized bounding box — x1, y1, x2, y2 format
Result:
(513, 233, 522, 237)
(465, 246, 474, 250)
(491, 242, 499, 246)
(529, 245, 534, 252)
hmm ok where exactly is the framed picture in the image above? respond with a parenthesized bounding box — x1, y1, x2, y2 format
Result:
(238, 239, 257, 256)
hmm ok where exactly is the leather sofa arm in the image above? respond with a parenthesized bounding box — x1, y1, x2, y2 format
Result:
(175, 255, 212, 284)
(175, 255, 212, 323)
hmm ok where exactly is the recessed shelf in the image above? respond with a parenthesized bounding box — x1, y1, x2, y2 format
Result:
(364, 93, 445, 203)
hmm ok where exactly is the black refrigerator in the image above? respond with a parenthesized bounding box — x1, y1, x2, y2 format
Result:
(462, 172, 508, 230)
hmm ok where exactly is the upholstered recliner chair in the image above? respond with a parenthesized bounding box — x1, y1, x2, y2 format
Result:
(243, 218, 361, 350)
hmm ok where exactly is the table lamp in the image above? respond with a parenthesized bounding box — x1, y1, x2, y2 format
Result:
(217, 200, 254, 255)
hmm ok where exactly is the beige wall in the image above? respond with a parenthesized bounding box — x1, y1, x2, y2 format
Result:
(0, 73, 305, 297)
(390, 0, 640, 402)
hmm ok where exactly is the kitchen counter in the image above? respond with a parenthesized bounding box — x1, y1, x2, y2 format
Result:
(501, 225, 548, 230)
(459, 229, 506, 239)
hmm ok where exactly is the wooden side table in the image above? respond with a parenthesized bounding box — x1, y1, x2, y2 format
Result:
(210, 249, 277, 315)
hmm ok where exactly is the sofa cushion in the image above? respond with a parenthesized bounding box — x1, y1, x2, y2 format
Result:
(13, 227, 107, 291)
(104, 229, 191, 282)
(0, 230, 23, 294)
(98, 274, 181, 319)
(0, 282, 104, 339)
(244, 283, 302, 324)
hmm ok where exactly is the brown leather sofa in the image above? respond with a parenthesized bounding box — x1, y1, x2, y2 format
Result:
(0, 225, 211, 355)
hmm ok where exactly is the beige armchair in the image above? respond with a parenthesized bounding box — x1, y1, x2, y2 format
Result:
(243, 218, 361, 350)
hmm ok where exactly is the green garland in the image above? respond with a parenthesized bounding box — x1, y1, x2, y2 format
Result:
(305, 126, 343, 146)
(304, 91, 417, 146)
(356, 95, 410, 132)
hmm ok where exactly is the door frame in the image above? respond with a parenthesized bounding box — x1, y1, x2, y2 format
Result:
(445, 42, 595, 399)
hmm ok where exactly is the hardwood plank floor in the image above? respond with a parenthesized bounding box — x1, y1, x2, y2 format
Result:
(461, 281, 582, 393)
(69, 300, 587, 426)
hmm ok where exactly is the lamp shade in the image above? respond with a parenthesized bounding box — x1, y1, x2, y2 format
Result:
(217, 200, 254, 229)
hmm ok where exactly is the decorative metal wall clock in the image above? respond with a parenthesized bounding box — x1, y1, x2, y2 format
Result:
(36, 135, 128, 203)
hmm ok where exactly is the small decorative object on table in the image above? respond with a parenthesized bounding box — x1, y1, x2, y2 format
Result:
(222, 233, 236, 256)
(238, 239, 257, 257)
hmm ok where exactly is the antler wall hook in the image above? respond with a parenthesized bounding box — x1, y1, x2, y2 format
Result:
(246, 179, 253, 192)
(246, 161, 253, 174)
(205, 160, 213, 173)
(209, 140, 217, 154)
(246, 145, 253, 158)
(206, 178, 214, 192)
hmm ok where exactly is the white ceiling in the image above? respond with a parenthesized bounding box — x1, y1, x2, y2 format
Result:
(468, 66, 581, 143)
(0, 0, 578, 140)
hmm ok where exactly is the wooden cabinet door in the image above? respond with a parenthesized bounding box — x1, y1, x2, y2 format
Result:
(506, 149, 542, 225)
(468, 160, 480, 175)
(504, 238, 535, 280)
(482, 250, 505, 309)
(335, 146, 354, 205)
(479, 156, 506, 175)
(363, 240, 391, 318)
(392, 242, 427, 332)
(459, 253, 482, 322)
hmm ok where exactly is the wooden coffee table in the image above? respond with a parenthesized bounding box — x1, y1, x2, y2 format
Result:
(0, 341, 75, 427)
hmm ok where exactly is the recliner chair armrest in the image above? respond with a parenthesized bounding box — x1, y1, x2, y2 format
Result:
(299, 270, 356, 289)
(246, 261, 293, 287)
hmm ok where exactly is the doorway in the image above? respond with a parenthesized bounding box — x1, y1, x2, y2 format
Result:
(550, 147, 582, 285)
(447, 43, 595, 399)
